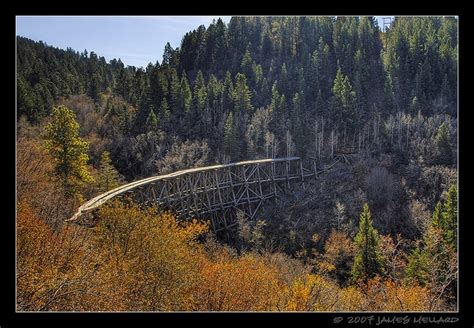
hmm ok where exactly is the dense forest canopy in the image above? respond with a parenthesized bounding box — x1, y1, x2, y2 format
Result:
(16, 16, 458, 312)
(17, 17, 457, 175)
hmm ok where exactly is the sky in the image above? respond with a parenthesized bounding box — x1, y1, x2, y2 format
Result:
(16, 16, 392, 69)
(16, 16, 232, 68)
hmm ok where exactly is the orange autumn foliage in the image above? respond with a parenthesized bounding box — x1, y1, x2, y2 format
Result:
(193, 249, 284, 311)
(17, 201, 125, 311)
(364, 276, 431, 311)
(17, 196, 435, 312)
(17, 136, 77, 229)
(93, 201, 209, 311)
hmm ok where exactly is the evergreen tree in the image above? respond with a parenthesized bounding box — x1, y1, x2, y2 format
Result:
(332, 68, 356, 129)
(438, 74, 451, 114)
(148, 66, 168, 113)
(431, 201, 443, 229)
(145, 109, 158, 131)
(315, 89, 325, 115)
(383, 74, 396, 114)
(441, 185, 457, 250)
(256, 77, 270, 108)
(189, 70, 209, 138)
(17, 76, 36, 121)
(270, 82, 281, 113)
(222, 71, 235, 112)
(223, 112, 239, 161)
(87, 73, 101, 102)
(234, 73, 253, 112)
(207, 74, 223, 133)
(406, 186, 457, 287)
(162, 42, 175, 67)
(351, 203, 384, 284)
(309, 50, 321, 99)
(98, 151, 120, 192)
(193, 70, 208, 112)
(179, 71, 193, 114)
(405, 245, 429, 285)
(291, 92, 308, 157)
(434, 122, 453, 165)
(279, 63, 289, 96)
(159, 98, 171, 126)
(43, 105, 93, 197)
(240, 48, 253, 80)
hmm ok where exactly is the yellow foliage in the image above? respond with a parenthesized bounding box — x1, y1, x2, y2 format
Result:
(364, 276, 431, 311)
(17, 136, 77, 227)
(193, 250, 284, 311)
(284, 274, 341, 311)
(16, 196, 436, 312)
(317, 261, 336, 273)
(94, 201, 209, 311)
(17, 201, 125, 311)
(322, 230, 355, 282)
(338, 286, 366, 311)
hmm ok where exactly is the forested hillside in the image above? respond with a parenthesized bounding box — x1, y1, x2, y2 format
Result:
(16, 16, 458, 311)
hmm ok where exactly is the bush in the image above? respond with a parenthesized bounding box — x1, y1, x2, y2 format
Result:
(156, 139, 210, 174)
(17, 136, 77, 229)
(364, 166, 397, 208)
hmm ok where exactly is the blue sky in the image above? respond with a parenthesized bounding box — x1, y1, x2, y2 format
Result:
(16, 16, 392, 68)
(16, 16, 232, 68)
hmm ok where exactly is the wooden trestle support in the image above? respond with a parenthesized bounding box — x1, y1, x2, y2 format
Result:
(69, 157, 338, 232)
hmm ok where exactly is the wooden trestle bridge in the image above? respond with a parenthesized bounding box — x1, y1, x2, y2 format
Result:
(69, 156, 342, 232)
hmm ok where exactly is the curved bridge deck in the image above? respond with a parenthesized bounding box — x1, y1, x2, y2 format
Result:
(70, 157, 339, 231)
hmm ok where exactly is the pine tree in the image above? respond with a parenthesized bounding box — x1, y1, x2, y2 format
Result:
(441, 185, 457, 250)
(98, 151, 120, 192)
(270, 82, 281, 113)
(223, 112, 239, 161)
(309, 50, 321, 98)
(269, 82, 285, 140)
(17, 76, 35, 121)
(145, 109, 158, 131)
(176, 71, 192, 136)
(257, 77, 270, 108)
(410, 96, 421, 115)
(383, 74, 396, 114)
(88, 73, 101, 102)
(169, 68, 181, 112)
(351, 203, 384, 284)
(162, 42, 174, 66)
(179, 72, 192, 114)
(148, 66, 168, 113)
(193, 70, 208, 112)
(431, 201, 443, 229)
(291, 92, 307, 156)
(43, 105, 93, 197)
(159, 98, 171, 126)
(279, 63, 289, 96)
(332, 68, 356, 129)
(406, 186, 457, 288)
(434, 122, 453, 165)
(234, 73, 253, 112)
(222, 71, 235, 112)
(405, 245, 429, 285)
(315, 89, 325, 115)
(240, 48, 253, 80)
(189, 70, 209, 138)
